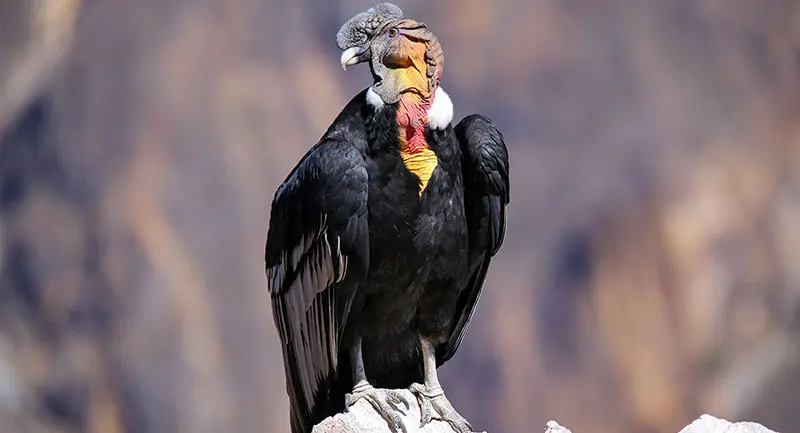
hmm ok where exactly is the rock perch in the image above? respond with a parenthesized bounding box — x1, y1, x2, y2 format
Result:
(311, 396, 779, 433)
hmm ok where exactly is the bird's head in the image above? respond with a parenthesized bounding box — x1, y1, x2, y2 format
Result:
(337, 3, 443, 105)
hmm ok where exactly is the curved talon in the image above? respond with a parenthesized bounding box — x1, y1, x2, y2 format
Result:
(409, 383, 434, 426)
(409, 383, 474, 433)
(387, 389, 411, 411)
(346, 384, 410, 433)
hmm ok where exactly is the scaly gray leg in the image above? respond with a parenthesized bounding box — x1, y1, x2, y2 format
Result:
(345, 336, 409, 432)
(409, 336, 474, 433)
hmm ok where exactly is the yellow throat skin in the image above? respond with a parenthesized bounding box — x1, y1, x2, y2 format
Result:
(400, 146, 437, 196)
(397, 91, 438, 197)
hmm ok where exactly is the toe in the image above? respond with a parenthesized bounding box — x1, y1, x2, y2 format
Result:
(431, 396, 473, 433)
(387, 389, 410, 410)
(389, 412, 407, 433)
(363, 393, 407, 433)
(440, 413, 472, 433)
(453, 419, 474, 433)
(381, 403, 407, 433)
(418, 398, 433, 427)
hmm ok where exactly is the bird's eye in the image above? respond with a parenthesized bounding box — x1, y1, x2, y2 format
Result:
(387, 28, 398, 38)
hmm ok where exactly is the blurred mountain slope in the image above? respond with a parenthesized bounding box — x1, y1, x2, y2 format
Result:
(0, 1, 798, 433)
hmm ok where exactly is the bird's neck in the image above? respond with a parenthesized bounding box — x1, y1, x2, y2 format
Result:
(396, 88, 438, 195)
(397, 91, 432, 153)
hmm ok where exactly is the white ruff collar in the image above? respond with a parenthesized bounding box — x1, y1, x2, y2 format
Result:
(366, 87, 453, 130)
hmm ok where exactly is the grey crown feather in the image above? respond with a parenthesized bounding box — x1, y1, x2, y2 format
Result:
(336, 3, 404, 50)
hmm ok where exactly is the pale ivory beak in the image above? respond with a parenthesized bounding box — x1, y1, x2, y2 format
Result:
(340, 46, 366, 71)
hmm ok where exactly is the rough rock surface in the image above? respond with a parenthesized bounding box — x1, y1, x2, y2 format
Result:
(311, 389, 474, 433)
(544, 420, 573, 433)
(312, 398, 779, 433)
(678, 414, 778, 433)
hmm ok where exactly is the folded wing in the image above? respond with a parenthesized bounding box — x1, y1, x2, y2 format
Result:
(439, 114, 510, 363)
(266, 139, 369, 433)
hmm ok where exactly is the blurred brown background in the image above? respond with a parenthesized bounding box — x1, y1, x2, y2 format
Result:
(1, 1, 799, 432)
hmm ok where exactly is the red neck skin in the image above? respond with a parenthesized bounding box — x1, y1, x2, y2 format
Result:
(396, 88, 437, 153)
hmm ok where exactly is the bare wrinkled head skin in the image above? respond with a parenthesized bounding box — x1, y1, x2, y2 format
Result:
(338, 4, 444, 105)
(336, 3, 404, 50)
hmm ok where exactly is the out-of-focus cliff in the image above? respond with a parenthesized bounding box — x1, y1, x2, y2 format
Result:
(0, 1, 798, 433)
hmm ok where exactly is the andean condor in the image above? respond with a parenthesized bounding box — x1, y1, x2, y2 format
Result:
(266, 3, 510, 432)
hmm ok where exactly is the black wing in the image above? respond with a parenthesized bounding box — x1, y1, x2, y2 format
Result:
(439, 114, 510, 363)
(266, 139, 369, 433)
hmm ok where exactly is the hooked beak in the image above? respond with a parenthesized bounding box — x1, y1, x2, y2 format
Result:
(340, 46, 368, 71)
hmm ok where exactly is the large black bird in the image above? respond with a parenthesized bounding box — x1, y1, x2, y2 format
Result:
(266, 4, 510, 432)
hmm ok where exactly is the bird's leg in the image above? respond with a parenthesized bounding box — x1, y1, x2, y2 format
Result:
(345, 336, 409, 433)
(409, 336, 474, 433)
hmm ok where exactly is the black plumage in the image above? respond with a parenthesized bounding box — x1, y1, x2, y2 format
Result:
(266, 6, 510, 433)
(267, 90, 509, 432)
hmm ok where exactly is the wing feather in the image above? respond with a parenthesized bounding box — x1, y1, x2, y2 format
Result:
(439, 114, 510, 363)
(266, 139, 369, 433)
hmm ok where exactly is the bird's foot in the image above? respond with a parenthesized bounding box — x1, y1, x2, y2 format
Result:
(409, 383, 474, 433)
(345, 381, 410, 433)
